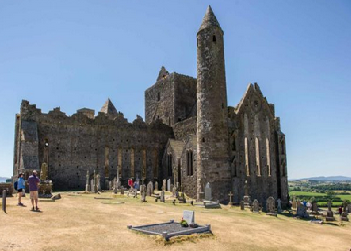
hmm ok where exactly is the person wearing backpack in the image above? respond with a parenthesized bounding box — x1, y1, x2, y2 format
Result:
(17, 173, 26, 206)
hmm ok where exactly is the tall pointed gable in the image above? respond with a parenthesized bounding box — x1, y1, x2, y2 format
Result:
(100, 98, 118, 115)
(198, 5, 222, 32)
(235, 83, 275, 117)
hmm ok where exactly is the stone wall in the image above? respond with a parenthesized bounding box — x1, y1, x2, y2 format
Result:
(15, 100, 174, 191)
(229, 83, 288, 207)
(145, 68, 196, 127)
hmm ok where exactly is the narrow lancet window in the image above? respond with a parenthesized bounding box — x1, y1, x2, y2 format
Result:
(266, 138, 271, 176)
(245, 137, 249, 176)
(255, 137, 261, 176)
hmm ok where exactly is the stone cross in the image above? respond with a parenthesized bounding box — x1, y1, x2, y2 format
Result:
(40, 162, 48, 180)
(228, 191, 234, 206)
(327, 200, 332, 212)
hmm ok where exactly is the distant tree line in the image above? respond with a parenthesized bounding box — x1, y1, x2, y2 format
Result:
(311, 183, 351, 192)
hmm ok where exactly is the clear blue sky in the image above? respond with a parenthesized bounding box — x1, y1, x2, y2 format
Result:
(0, 0, 350, 179)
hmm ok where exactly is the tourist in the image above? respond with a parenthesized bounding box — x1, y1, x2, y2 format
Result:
(17, 173, 25, 206)
(128, 178, 133, 189)
(28, 170, 40, 212)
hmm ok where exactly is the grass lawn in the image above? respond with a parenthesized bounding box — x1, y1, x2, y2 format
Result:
(289, 191, 326, 197)
(1, 191, 351, 251)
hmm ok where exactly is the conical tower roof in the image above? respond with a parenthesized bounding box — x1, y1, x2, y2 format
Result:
(100, 98, 117, 115)
(198, 5, 222, 32)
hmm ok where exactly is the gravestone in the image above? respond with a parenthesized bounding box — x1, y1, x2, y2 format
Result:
(170, 184, 174, 193)
(154, 181, 159, 192)
(162, 179, 166, 191)
(312, 201, 318, 214)
(252, 199, 259, 213)
(204, 182, 212, 201)
(85, 170, 90, 192)
(160, 190, 165, 202)
(277, 198, 282, 213)
(297, 204, 309, 218)
(96, 174, 101, 192)
(183, 210, 195, 224)
(167, 179, 171, 191)
(146, 181, 153, 196)
(243, 195, 251, 207)
(141, 185, 146, 202)
(172, 186, 177, 197)
(341, 201, 349, 221)
(113, 178, 117, 194)
(266, 197, 276, 216)
(240, 201, 245, 210)
(326, 201, 335, 221)
(178, 192, 186, 203)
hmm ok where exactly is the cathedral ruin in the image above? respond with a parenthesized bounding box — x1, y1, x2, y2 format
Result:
(13, 6, 289, 206)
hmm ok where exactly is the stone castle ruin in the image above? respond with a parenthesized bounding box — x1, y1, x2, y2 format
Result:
(13, 6, 288, 206)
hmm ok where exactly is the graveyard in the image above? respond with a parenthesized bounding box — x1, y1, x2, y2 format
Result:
(1, 190, 351, 251)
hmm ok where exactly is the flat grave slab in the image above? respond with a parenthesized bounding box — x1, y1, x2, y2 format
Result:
(128, 220, 211, 240)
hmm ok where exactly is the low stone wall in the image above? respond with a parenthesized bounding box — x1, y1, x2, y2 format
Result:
(0, 183, 14, 197)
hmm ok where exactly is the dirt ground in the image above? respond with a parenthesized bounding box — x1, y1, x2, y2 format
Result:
(1, 192, 350, 251)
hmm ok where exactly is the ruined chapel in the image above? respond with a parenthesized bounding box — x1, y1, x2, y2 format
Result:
(13, 6, 289, 206)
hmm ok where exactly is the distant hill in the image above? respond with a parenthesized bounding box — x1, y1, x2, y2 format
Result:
(293, 176, 351, 181)
(0, 177, 10, 183)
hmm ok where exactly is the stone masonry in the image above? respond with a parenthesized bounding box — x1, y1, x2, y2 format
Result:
(14, 6, 289, 206)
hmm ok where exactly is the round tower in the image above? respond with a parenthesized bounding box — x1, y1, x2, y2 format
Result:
(196, 6, 231, 202)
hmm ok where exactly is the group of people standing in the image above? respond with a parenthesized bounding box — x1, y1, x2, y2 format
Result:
(16, 170, 40, 212)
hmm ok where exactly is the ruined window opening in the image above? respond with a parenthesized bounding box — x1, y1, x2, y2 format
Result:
(178, 118, 181, 122)
(56, 147, 59, 150)
(157, 92, 160, 101)
(167, 154, 173, 177)
(266, 138, 271, 176)
(245, 137, 249, 176)
(212, 35, 216, 43)
(255, 137, 261, 176)
(202, 137, 205, 143)
(232, 135, 236, 151)
(186, 150, 194, 176)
